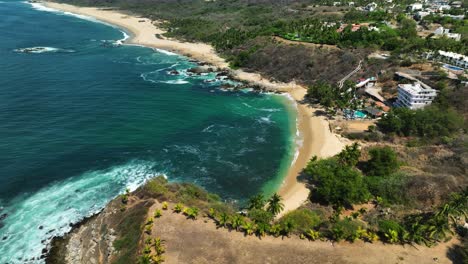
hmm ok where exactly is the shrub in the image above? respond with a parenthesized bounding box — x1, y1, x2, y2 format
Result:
(330, 218, 365, 242)
(306, 158, 370, 207)
(364, 146, 399, 177)
(378, 219, 407, 243)
(143, 176, 169, 198)
(154, 209, 162, 218)
(365, 173, 409, 205)
(279, 209, 323, 233)
(248, 209, 274, 225)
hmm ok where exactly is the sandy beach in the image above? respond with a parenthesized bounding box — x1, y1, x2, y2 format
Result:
(42, 1, 348, 215)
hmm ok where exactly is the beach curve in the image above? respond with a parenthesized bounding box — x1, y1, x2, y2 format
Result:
(40, 1, 349, 215)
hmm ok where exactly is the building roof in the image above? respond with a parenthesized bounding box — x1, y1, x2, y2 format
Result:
(398, 83, 437, 95)
(438, 50, 468, 63)
(364, 107, 383, 117)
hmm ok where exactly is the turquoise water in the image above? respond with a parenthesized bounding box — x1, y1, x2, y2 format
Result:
(0, 1, 296, 262)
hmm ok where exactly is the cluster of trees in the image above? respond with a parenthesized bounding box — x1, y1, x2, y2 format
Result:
(304, 143, 468, 246)
(343, 9, 392, 22)
(377, 106, 464, 140)
(306, 81, 359, 109)
(305, 143, 405, 207)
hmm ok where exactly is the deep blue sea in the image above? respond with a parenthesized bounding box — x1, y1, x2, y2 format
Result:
(0, 1, 296, 263)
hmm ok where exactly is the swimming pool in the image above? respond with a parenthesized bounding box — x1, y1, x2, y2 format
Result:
(443, 64, 464, 71)
(354, 110, 367, 118)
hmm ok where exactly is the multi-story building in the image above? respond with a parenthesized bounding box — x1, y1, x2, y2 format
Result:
(395, 83, 437, 109)
(437, 50, 468, 69)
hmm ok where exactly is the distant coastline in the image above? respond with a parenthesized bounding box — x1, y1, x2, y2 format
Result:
(41, 1, 349, 215)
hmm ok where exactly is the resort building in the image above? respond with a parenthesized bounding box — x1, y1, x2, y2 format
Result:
(437, 50, 468, 69)
(395, 83, 437, 109)
(433, 27, 461, 41)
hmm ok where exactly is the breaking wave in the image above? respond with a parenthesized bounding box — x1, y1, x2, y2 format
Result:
(0, 160, 161, 264)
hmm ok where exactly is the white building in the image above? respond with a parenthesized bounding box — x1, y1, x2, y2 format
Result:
(434, 26, 461, 41)
(409, 3, 423, 11)
(437, 4, 451, 11)
(365, 2, 378, 11)
(437, 50, 468, 69)
(395, 83, 437, 109)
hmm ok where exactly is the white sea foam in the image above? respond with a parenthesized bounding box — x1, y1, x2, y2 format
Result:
(27, 2, 129, 46)
(154, 48, 178, 56)
(257, 115, 274, 124)
(14, 46, 75, 54)
(0, 160, 161, 264)
(202, 124, 215, 133)
(162, 79, 189, 85)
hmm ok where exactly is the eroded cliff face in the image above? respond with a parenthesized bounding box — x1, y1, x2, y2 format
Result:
(47, 197, 153, 264)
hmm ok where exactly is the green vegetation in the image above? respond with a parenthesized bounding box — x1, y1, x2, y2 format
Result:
(306, 81, 358, 109)
(329, 218, 365, 242)
(305, 156, 370, 207)
(364, 146, 399, 176)
(377, 106, 464, 140)
(247, 193, 266, 210)
(113, 203, 151, 264)
(278, 209, 323, 233)
(266, 193, 284, 216)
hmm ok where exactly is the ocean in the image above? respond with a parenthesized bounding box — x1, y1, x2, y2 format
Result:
(0, 1, 296, 263)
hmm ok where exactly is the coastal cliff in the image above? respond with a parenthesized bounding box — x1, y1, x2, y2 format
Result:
(45, 177, 461, 264)
(47, 195, 154, 264)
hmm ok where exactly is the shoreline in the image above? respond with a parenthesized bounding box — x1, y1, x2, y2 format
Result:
(40, 1, 348, 216)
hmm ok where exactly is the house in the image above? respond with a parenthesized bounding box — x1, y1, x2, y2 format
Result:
(433, 26, 461, 41)
(356, 77, 377, 88)
(437, 4, 451, 11)
(437, 50, 468, 69)
(365, 2, 378, 11)
(375, 102, 391, 112)
(450, 1, 462, 7)
(409, 3, 423, 11)
(415, 11, 431, 20)
(442, 14, 465, 20)
(336, 24, 362, 32)
(349, 2, 355, 6)
(395, 83, 437, 109)
(364, 107, 384, 118)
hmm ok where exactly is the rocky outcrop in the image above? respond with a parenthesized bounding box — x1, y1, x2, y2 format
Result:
(47, 197, 153, 264)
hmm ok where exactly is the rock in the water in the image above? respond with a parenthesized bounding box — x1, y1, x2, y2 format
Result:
(0, 213, 7, 221)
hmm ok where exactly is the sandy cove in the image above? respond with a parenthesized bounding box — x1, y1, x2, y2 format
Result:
(42, 2, 349, 215)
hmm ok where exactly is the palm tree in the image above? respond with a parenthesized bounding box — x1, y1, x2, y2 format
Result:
(138, 254, 151, 264)
(173, 203, 183, 213)
(208, 208, 216, 219)
(143, 245, 151, 254)
(231, 215, 245, 231)
(151, 255, 165, 264)
(256, 222, 269, 238)
(185, 207, 199, 220)
(154, 209, 162, 218)
(305, 229, 321, 241)
(217, 212, 230, 228)
(270, 224, 281, 237)
(144, 225, 152, 235)
(248, 193, 265, 210)
(242, 222, 255, 236)
(385, 229, 400, 244)
(266, 193, 284, 216)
